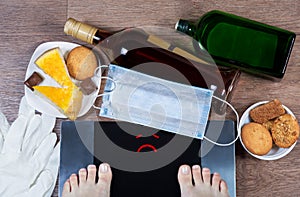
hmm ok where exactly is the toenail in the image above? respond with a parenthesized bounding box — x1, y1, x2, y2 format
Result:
(88, 165, 96, 169)
(192, 165, 200, 169)
(100, 163, 108, 173)
(71, 174, 77, 178)
(181, 166, 189, 175)
(79, 168, 86, 172)
(203, 168, 210, 172)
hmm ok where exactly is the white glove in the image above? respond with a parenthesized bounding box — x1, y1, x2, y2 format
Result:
(0, 97, 60, 197)
(0, 109, 10, 151)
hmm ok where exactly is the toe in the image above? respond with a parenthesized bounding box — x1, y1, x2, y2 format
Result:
(212, 172, 221, 190)
(87, 165, 97, 183)
(62, 179, 71, 196)
(220, 180, 229, 195)
(78, 168, 87, 184)
(202, 168, 211, 185)
(69, 174, 79, 191)
(178, 165, 193, 192)
(192, 165, 203, 186)
(97, 163, 113, 194)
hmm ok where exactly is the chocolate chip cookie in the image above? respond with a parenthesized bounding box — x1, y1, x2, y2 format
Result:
(271, 114, 299, 148)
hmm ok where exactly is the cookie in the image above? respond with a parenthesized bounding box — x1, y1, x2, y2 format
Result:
(250, 99, 285, 124)
(271, 114, 299, 148)
(241, 122, 273, 156)
(262, 120, 274, 132)
(66, 46, 98, 80)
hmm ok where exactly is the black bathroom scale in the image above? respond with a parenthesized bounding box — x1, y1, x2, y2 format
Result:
(59, 120, 236, 197)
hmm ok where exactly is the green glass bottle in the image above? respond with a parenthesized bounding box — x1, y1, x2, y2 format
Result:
(175, 10, 296, 80)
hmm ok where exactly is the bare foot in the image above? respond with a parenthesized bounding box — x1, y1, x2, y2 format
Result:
(62, 163, 112, 197)
(178, 165, 229, 197)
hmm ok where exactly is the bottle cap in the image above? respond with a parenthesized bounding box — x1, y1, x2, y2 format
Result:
(175, 19, 190, 32)
(64, 18, 98, 44)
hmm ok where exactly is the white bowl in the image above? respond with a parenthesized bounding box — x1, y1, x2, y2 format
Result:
(239, 101, 297, 160)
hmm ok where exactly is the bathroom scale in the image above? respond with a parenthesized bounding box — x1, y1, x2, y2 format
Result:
(59, 120, 236, 197)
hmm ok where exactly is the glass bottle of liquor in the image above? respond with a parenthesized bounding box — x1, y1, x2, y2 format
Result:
(64, 18, 241, 114)
(175, 10, 296, 80)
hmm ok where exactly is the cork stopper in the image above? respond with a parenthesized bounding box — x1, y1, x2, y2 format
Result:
(64, 18, 98, 44)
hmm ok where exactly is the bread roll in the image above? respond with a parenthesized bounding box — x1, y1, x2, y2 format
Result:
(67, 46, 98, 80)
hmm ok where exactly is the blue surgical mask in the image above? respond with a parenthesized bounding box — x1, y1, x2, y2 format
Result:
(95, 64, 239, 146)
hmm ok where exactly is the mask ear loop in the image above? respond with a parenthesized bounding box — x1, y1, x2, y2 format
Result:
(94, 65, 108, 78)
(93, 65, 117, 110)
(203, 95, 240, 147)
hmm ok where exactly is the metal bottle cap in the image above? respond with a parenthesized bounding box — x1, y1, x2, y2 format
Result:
(64, 18, 98, 44)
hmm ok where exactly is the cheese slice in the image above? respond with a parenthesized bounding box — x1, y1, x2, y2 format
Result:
(33, 85, 83, 120)
(35, 47, 73, 87)
(33, 47, 83, 120)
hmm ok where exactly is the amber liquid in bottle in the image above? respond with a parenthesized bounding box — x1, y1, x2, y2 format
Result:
(64, 18, 241, 114)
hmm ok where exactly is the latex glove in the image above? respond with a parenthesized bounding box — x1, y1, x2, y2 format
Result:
(0, 97, 60, 197)
(0, 110, 10, 151)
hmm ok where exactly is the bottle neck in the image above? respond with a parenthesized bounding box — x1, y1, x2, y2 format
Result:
(64, 18, 113, 45)
(175, 19, 196, 37)
(93, 29, 114, 44)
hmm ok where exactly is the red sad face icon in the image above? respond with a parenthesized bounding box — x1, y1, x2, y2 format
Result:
(136, 134, 160, 152)
(98, 122, 175, 153)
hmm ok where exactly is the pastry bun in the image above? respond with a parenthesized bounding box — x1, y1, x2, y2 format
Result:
(66, 46, 98, 80)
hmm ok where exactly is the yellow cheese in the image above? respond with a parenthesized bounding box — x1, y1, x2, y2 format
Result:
(35, 48, 73, 87)
(34, 47, 83, 120)
(33, 85, 83, 120)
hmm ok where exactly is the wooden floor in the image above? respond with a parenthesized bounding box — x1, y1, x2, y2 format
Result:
(0, 0, 299, 196)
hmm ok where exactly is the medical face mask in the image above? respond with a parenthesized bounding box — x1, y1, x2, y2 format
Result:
(96, 64, 240, 146)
